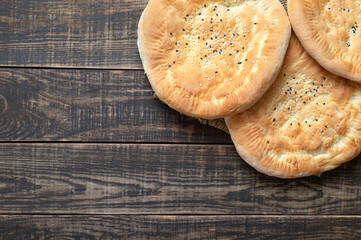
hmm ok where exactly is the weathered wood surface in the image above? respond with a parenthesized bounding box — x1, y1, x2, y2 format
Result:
(0, 143, 360, 214)
(0, 0, 146, 69)
(0, 68, 229, 142)
(0, 215, 360, 240)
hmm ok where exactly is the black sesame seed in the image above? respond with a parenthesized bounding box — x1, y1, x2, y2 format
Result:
(323, 103, 325, 105)
(176, 50, 179, 52)
(202, 19, 204, 21)
(284, 74, 286, 76)
(290, 123, 293, 126)
(242, 47, 244, 49)
(285, 92, 287, 94)
(200, 57, 203, 60)
(173, 61, 175, 64)
(198, 36, 200, 39)
(303, 101, 306, 104)
(182, 28, 185, 31)
(199, 13, 201, 15)
(274, 108, 277, 110)
(227, 9, 230, 11)
(215, 71, 218, 73)
(288, 107, 290, 110)
(229, 54, 232, 56)
(305, 121, 307, 123)
(293, 77, 296, 79)
(325, 125, 328, 128)
(273, 118, 276, 122)
(205, 55, 207, 57)
(170, 32, 172, 35)
(186, 14, 189, 17)
(185, 43, 188, 45)
(309, 125, 311, 127)
(245, 59, 248, 61)
(254, 22, 257, 25)
(236, 50, 239, 52)
(238, 62, 242, 64)
(267, 141, 269, 144)
(204, 4, 206, 7)
(168, 65, 171, 67)
(220, 19, 222, 22)
(298, 123, 300, 125)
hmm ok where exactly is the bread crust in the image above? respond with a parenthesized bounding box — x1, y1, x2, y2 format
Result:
(225, 34, 361, 178)
(138, 0, 291, 119)
(288, 0, 361, 82)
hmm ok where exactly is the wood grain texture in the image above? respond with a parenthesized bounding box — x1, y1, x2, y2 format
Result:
(0, 0, 146, 69)
(0, 143, 360, 214)
(0, 68, 229, 142)
(0, 215, 360, 240)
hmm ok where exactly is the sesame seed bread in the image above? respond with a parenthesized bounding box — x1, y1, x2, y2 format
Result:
(225, 34, 361, 178)
(138, 0, 291, 119)
(288, 0, 361, 82)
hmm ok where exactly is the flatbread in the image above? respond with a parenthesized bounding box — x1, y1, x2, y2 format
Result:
(138, 0, 291, 119)
(288, 0, 361, 82)
(225, 34, 361, 178)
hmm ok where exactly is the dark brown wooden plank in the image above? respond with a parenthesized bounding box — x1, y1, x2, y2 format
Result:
(0, 215, 360, 239)
(0, 143, 360, 214)
(0, 68, 230, 142)
(0, 0, 146, 69)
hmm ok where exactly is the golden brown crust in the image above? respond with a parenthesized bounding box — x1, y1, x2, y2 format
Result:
(138, 0, 291, 119)
(288, 0, 361, 82)
(225, 34, 361, 178)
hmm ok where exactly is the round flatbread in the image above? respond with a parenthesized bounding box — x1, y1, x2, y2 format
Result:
(225, 34, 361, 178)
(138, 0, 291, 119)
(288, 0, 361, 82)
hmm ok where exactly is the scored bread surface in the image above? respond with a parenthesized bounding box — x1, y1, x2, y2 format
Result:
(138, 0, 291, 119)
(288, 0, 361, 82)
(225, 34, 361, 178)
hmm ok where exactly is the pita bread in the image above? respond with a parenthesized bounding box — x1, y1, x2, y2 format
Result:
(138, 0, 291, 119)
(288, 0, 361, 82)
(225, 34, 361, 178)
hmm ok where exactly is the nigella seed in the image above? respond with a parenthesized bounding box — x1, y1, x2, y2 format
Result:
(204, 4, 206, 7)
(215, 71, 218, 73)
(168, 65, 171, 67)
(273, 118, 276, 122)
(290, 123, 292, 126)
(254, 22, 257, 25)
(198, 36, 200, 39)
(173, 61, 175, 64)
(236, 50, 239, 52)
(185, 43, 188, 45)
(305, 121, 307, 123)
(238, 62, 242, 64)
(229, 54, 232, 56)
(288, 107, 290, 110)
(309, 125, 311, 127)
(220, 19, 222, 22)
(182, 28, 185, 31)
(323, 103, 325, 105)
(284, 74, 286, 76)
(274, 108, 277, 110)
(267, 141, 269, 144)
(199, 13, 201, 15)
(298, 123, 300, 125)
(170, 32, 172, 35)
(186, 14, 189, 17)
(176, 50, 179, 52)
(227, 9, 230, 11)
(325, 125, 328, 128)
(245, 59, 248, 61)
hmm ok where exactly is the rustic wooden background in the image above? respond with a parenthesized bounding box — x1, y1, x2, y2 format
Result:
(0, 0, 360, 239)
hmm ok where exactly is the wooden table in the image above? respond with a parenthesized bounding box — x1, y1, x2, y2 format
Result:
(0, 0, 360, 239)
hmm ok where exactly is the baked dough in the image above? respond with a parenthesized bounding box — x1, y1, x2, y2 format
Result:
(225, 34, 361, 178)
(138, 0, 291, 119)
(288, 0, 361, 82)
